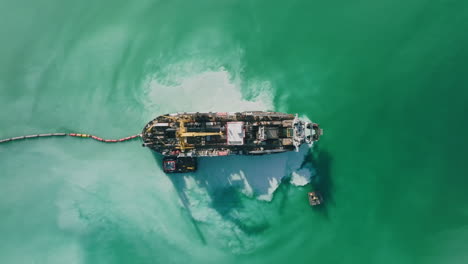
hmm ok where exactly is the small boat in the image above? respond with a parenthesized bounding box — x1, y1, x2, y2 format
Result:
(162, 156, 197, 173)
(308, 191, 322, 206)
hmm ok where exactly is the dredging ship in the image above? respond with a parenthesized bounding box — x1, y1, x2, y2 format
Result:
(142, 111, 322, 173)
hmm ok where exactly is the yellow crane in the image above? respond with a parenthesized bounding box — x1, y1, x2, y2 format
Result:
(162, 115, 224, 151)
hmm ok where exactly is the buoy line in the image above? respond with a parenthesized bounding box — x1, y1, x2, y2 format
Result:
(0, 133, 141, 144)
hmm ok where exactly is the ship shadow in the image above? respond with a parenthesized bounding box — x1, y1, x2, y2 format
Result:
(152, 145, 312, 240)
(151, 153, 208, 244)
(272, 175, 293, 215)
(304, 144, 334, 218)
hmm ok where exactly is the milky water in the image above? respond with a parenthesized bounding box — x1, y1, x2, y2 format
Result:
(2, 0, 468, 263)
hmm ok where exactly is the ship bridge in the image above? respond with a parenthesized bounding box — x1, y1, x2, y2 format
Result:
(227, 122, 245, 145)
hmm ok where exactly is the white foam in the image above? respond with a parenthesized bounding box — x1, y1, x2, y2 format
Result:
(257, 177, 280, 201)
(290, 168, 312, 186)
(229, 171, 254, 197)
(143, 69, 273, 118)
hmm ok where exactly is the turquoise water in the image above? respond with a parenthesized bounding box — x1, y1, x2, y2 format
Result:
(1, 0, 468, 263)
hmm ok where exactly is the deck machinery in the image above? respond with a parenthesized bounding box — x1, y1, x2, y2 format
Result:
(142, 111, 322, 173)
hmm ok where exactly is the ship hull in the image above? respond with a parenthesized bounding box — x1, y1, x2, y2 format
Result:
(142, 111, 321, 157)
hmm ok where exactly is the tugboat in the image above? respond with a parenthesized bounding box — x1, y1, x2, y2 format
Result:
(308, 191, 323, 206)
(142, 111, 322, 173)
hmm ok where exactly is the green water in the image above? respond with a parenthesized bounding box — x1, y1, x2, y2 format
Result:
(1, 0, 468, 263)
